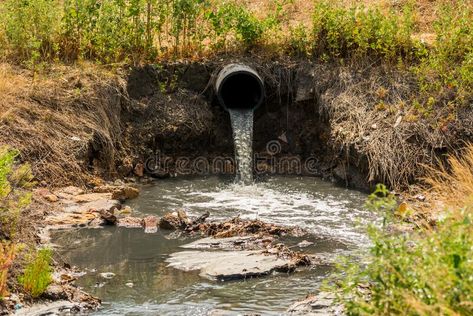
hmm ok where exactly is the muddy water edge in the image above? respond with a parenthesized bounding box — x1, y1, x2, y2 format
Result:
(44, 175, 372, 315)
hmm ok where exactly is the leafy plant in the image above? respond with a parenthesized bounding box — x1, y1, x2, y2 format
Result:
(311, 1, 418, 60)
(206, 2, 265, 49)
(333, 181, 473, 315)
(0, 146, 32, 299)
(1, 0, 61, 67)
(0, 146, 33, 239)
(19, 248, 53, 298)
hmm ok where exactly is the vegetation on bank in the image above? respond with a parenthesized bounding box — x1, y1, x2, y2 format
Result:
(334, 145, 473, 315)
(0, 147, 52, 300)
(0, 0, 471, 110)
(18, 248, 53, 298)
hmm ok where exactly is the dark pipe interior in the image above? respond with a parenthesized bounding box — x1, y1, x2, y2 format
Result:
(218, 72, 264, 110)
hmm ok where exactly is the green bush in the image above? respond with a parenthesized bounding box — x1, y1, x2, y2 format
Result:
(19, 248, 53, 298)
(0, 146, 32, 299)
(207, 2, 265, 48)
(0, 146, 33, 239)
(311, 1, 418, 60)
(334, 185, 473, 315)
(1, 0, 61, 66)
(415, 0, 473, 97)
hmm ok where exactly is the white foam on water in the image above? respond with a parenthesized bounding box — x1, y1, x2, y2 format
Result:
(179, 181, 372, 244)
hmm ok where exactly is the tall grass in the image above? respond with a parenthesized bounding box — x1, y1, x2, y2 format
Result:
(335, 145, 473, 315)
(0, 242, 16, 299)
(19, 248, 53, 298)
(426, 145, 473, 210)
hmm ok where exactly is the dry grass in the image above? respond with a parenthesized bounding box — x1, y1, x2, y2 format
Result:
(318, 60, 454, 190)
(425, 144, 473, 210)
(0, 63, 126, 187)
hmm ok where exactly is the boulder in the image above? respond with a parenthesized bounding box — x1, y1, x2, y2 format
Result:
(58, 186, 84, 196)
(73, 193, 113, 203)
(113, 186, 139, 200)
(94, 185, 139, 200)
(45, 194, 59, 202)
(287, 292, 344, 315)
(64, 199, 121, 214)
(159, 212, 183, 230)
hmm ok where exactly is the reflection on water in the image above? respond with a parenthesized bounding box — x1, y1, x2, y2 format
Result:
(52, 175, 372, 315)
(52, 228, 332, 315)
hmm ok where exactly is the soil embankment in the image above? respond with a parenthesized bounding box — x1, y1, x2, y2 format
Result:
(2, 58, 471, 192)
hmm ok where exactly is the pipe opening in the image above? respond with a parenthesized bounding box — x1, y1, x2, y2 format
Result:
(216, 64, 264, 111)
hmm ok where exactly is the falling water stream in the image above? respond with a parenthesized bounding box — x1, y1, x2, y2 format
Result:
(50, 103, 375, 315)
(228, 109, 254, 184)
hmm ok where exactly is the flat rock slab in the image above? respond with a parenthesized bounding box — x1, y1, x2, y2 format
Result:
(181, 236, 272, 250)
(166, 250, 293, 281)
(287, 292, 345, 315)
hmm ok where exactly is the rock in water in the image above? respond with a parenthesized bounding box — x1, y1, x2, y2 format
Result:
(287, 292, 344, 315)
(142, 215, 158, 233)
(99, 209, 117, 224)
(159, 212, 183, 230)
(166, 250, 294, 281)
(99, 272, 115, 279)
(117, 216, 143, 228)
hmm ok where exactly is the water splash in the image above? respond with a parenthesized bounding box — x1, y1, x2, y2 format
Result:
(228, 109, 254, 184)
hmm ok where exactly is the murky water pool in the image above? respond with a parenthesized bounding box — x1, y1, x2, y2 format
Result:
(52, 175, 372, 315)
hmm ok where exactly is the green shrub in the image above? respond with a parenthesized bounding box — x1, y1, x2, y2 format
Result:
(19, 248, 53, 298)
(206, 2, 266, 49)
(0, 146, 33, 239)
(1, 0, 61, 66)
(311, 1, 418, 60)
(334, 185, 473, 315)
(0, 146, 32, 299)
(415, 0, 473, 97)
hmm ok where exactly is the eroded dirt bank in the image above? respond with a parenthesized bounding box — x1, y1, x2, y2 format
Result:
(3, 58, 471, 192)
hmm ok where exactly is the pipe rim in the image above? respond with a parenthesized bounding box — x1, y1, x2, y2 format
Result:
(215, 64, 265, 111)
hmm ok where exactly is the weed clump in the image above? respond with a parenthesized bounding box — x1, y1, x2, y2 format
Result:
(334, 146, 473, 315)
(18, 248, 53, 298)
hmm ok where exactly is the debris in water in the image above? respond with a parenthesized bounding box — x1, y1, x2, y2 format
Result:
(99, 272, 115, 279)
(297, 240, 314, 248)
